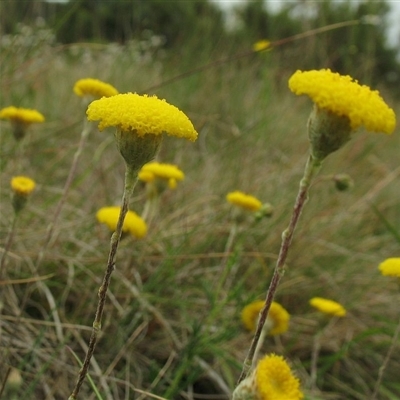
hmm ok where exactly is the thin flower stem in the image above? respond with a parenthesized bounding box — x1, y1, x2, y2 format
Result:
(69, 167, 138, 400)
(310, 331, 322, 394)
(310, 317, 337, 394)
(252, 328, 266, 370)
(141, 184, 160, 226)
(205, 220, 239, 325)
(35, 119, 92, 268)
(0, 366, 11, 398)
(5, 119, 93, 361)
(0, 213, 18, 279)
(371, 311, 400, 399)
(4, 119, 92, 343)
(216, 220, 238, 296)
(237, 154, 322, 383)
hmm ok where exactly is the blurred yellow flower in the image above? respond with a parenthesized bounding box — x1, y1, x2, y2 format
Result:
(309, 297, 346, 317)
(138, 162, 185, 189)
(73, 78, 118, 98)
(96, 206, 147, 239)
(227, 191, 262, 212)
(253, 39, 271, 52)
(255, 354, 303, 400)
(378, 258, 400, 278)
(241, 300, 290, 335)
(0, 106, 45, 140)
(0, 106, 45, 124)
(288, 69, 396, 134)
(11, 176, 36, 213)
(138, 170, 155, 183)
(87, 93, 198, 141)
(11, 176, 36, 196)
(6, 367, 22, 390)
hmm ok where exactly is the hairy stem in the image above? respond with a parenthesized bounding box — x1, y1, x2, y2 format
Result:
(69, 167, 138, 399)
(237, 154, 321, 383)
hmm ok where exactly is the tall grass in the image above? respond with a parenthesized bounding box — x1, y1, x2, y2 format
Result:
(0, 24, 399, 400)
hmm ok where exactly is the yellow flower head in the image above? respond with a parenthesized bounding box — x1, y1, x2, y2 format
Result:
(0, 106, 45, 124)
(96, 206, 147, 239)
(227, 191, 262, 212)
(139, 162, 185, 189)
(0, 106, 45, 140)
(255, 354, 304, 400)
(86, 93, 198, 141)
(378, 258, 400, 278)
(288, 69, 396, 134)
(11, 176, 36, 196)
(309, 297, 346, 317)
(241, 300, 290, 336)
(253, 39, 271, 52)
(87, 93, 197, 172)
(73, 78, 119, 98)
(10, 176, 36, 213)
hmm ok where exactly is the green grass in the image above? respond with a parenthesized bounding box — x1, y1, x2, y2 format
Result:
(0, 25, 400, 400)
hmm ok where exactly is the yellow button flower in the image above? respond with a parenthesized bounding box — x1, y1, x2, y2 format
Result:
(87, 93, 197, 140)
(255, 354, 304, 400)
(0, 106, 45, 124)
(378, 258, 400, 278)
(73, 78, 119, 98)
(139, 162, 184, 189)
(96, 206, 147, 239)
(309, 297, 346, 317)
(227, 191, 262, 212)
(11, 176, 36, 196)
(10, 176, 36, 213)
(289, 69, 396, 134)
(1, 106, 45, 140)
(289, 69, 396, 160)
(241, 300, 290, 335)
(87, 93, 197, 173)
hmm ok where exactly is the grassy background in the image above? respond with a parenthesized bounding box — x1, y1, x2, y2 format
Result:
(0, 24, 400, 400)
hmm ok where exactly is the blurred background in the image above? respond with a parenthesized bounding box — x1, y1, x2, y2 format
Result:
(1, 0, 400, 95)
(1, 1, 399, 399)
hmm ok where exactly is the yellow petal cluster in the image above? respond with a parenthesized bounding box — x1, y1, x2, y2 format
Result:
(139, 162, 185, 189)
(378, 258, 400, 278)
(309, 297, 346, 317)
(241, 300, 290, 335)
(0, 106, 45, 124)
(73, 78, 118, 98)
(288, 69, 396, 134)
(96, 206, 147, 239)
(255, 354, 304, 400)
(87, 93, 198, 141)
(11, 176, 36, 196)
(227, 191, 262, 212)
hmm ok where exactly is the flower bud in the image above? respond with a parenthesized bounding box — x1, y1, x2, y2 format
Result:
(333, 173, 354, 191)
